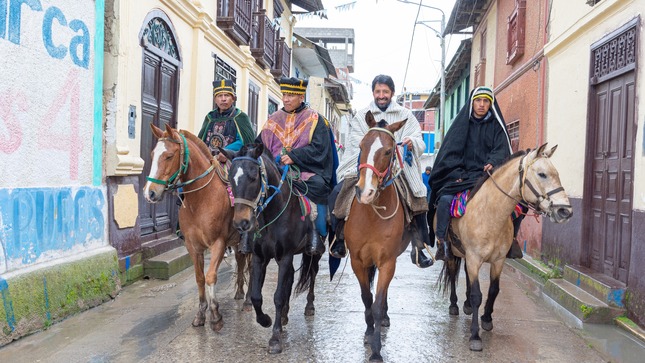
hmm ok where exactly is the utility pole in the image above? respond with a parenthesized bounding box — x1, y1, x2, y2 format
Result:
(398, 0, 446, 145)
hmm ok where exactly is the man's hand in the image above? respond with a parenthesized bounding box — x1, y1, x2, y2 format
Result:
(280, 154, 294, 165)
(401, 137, 413, 149)
(216, 153, 228, 163)
(483, 163, 493, 172)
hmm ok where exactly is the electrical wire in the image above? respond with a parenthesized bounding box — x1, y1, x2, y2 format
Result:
(402, 2, 424, 93)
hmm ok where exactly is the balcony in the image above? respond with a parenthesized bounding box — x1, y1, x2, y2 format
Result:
(251, 10, 277, 69)
(271, 37, 291, 79)
(217, 0, 253, 46)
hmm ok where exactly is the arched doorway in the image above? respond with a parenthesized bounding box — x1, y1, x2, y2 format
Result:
(138, 11, 182, 240)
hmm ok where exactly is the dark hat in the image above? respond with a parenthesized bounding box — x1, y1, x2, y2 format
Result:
(425, 166, 432, 171)
(279, 77, 308, 95)
(213, 79, 236, 97)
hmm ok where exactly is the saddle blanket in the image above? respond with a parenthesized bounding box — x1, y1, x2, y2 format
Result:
(450, 190, 524, 219)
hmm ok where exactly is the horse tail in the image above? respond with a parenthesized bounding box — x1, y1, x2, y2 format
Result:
(294, 253, 320, 295)
(438, 256, 461, 296)
(368, 265, 377, 290)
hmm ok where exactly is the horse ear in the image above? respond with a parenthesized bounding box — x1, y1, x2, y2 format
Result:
(365, 111, 376, 128)
(388, 119, 407, 133)
(251, 143, 264, 159)
(543, 144, 558, 158)
(150, 123, 164, 139)
(218, 147, 235, 161)
(535, 142, 548, 156)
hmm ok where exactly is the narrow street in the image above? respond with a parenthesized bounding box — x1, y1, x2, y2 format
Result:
(1, 249, 642, 363)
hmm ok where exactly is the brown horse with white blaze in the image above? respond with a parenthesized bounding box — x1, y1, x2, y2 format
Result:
(439, 143, 573, 351)
(344, 111, 414, 362)
(144, 123, 251, 332)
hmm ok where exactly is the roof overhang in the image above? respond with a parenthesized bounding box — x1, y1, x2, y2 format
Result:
(324, 78, 350, 104)
(424, 39, 472, 109)
(292, 33, 337, 78)
(291, 0, 325, 12)
(443, 0, 490, 36)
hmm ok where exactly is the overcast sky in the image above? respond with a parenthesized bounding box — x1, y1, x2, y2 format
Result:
(296, 0, 463, 107)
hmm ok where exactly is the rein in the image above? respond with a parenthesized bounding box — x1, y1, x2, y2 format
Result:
(486, 153, 570, 215)
(146, 133, 217, 191)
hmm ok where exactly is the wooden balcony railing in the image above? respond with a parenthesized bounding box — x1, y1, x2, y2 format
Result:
(217, 0, 253, 46)
(271, 37, 291, 79)
(251, 10, 277, 69)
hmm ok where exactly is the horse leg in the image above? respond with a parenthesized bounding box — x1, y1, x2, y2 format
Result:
(235, 251, 253, 311)
(463, 260, 473, 315)
(304, 254, 321, 316)
(268, 255, 295, 354)
(188, 248, 208, 328)
(280, 258, 295, 326)
(448, 257, 460, 316)
(481, 260, 503, 332)
(351, 260, 375, 346)
(369, 262, 396, 363)
(205, 241, 227, 332)
(466, 260, 484, 351)
(250, 255, 272, 328)
(381, 298, 390, 327)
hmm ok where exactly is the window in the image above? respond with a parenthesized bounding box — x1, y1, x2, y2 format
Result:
(273, 0, 284, 18)
(248, 82, 260, 132)
(506, 0, 526, 65)
(413, 110, 425, 123)
(268, 97, 279, 117)
(212, 54, 237, 109)
(507, 120, 520, 152)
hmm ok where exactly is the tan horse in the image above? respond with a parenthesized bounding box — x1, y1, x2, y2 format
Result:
(439, 143, 573, 351)
(144, 124, 251, 332)
(344, 112, 413, 362)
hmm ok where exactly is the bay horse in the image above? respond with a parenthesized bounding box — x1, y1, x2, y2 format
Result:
(344, 111, 413, 362)
(144, 124, 251, 332)
(438, 143, 572, 351)
(220, 144, 321, 354)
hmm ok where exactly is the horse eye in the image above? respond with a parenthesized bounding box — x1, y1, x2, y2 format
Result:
(165, 154, 174, 160)
(384, 149, 392, 156)
(538, 172, 547, 178)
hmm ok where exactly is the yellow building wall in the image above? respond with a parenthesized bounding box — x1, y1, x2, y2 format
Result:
(544, 0, 645, 208)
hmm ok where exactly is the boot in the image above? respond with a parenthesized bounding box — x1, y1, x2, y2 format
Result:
(506, 238, 524, 259)
(434, 239, 451, 261)
(410, 214, 433, 268)
(306, 232, 326, 256)
(329, 220, 347, 258)
(238, 232, 252, 254)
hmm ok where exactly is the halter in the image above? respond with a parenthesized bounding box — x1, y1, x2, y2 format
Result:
(146, 133, 215, 191)
(357, 127, 404, 189)
(517, 154, 570, 214)
(231, 156, 289, 214)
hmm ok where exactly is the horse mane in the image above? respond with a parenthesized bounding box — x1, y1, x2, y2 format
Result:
(469, 149, 528, 199)
(180, 129, 213, 160)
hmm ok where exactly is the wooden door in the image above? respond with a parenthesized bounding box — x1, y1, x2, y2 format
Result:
(138, 14, 181, 239)
(588, 72, 635, 283)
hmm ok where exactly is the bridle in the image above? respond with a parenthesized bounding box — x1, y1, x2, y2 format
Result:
(357, 127, 404, 190)
(517, 153, 571, 214)
(230, 156, 288, 214)
(146, 133, 216, 191)
(487, 153, 571, 215)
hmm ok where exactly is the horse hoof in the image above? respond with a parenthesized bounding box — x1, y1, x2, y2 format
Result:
(381, 317, 390, 327)
(469, 339, 483, 351)
(192, 316, 205, 327)
(463, 304, 473, 315)
(210, 318, 224, 332)
(481, 320, 493, 331)
(449, 306, 459, 316)
(257, 314, 272, 328)
(369, 353, 384, 362)
(304, 306, 315, 316)
(268, 339, 282, 354)
(242, 301, 253, 312)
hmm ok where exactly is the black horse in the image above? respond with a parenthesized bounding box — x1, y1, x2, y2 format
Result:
(221, 144, 321, 354)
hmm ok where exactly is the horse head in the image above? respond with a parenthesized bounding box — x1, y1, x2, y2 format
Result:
(144, 123, 188, 203)
(355, 111, 406, 204)
(519, 143, 573, 223)
(221, 143, 267, 233)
